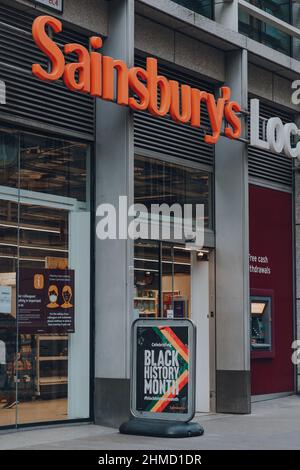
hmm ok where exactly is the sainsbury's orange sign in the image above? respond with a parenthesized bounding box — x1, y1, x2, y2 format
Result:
(32, 15, 242, 144)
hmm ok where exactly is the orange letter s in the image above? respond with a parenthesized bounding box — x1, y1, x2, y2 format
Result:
(224, 101, 241, 140)
(128, 67, 149, 111)
(32, 15, 65, 81)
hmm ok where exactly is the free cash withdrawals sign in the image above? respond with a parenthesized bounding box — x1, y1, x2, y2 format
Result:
(131, 319, 196, 422)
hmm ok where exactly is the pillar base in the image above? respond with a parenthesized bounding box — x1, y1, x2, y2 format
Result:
(216, 370, 251, 414)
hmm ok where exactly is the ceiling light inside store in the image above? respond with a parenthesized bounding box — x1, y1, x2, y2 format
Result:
(0, 222, 60, 234)
(0, 242, 68, 253)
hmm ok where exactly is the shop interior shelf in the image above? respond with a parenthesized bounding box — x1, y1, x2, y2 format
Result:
(134, 297, 156, 301)
(40, 335, 68, 341)
(39, 356, 68, 362)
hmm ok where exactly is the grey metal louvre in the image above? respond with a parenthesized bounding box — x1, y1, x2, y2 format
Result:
(134, 55, 215, 167)
(248, 99, 293, 188)
(0, 23, 48, 71)
(0, 66, 94, 134)
(0, 3, 34, 33)
(0, 2, 95, 139)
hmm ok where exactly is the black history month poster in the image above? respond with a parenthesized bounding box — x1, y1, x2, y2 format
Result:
(136, 324, 190, 415)
(18, 268, 75, 333)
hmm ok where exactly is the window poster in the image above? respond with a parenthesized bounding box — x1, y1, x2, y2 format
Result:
(18, 268, 75, 333)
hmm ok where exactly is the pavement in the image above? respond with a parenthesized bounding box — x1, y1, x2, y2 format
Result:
(0, 395, 300, 450)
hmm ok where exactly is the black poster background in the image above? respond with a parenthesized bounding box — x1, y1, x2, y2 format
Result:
(18, 268, 75, 333)
(136, 325, 189, 414)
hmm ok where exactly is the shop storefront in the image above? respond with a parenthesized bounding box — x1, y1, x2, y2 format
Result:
(0, 0, 299, 430)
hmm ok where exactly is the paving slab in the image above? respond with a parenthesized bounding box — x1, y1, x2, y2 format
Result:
(0, 395, 299, 450)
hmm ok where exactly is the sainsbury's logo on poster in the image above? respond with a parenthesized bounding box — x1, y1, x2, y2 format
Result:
(31, 15, 242, 145)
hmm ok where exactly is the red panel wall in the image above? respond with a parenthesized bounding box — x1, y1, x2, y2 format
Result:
(249, 184, 294, 395)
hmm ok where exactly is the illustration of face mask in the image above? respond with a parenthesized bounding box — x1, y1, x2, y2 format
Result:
(50, 294, 57, 303)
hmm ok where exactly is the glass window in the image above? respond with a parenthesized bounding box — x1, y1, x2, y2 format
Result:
(0, 199, 17, 426)
(162, 244, 191, 319)
(172, 0, 214, 18)
(239, 1, 292, 56)
(0, 126, 89, 202)
(135, 155, 212, 230)
(0, 129, 19, 189)
(134, 241, 191, 320)
(250, 296, 272, 352)
(0, 129, 91, 428)
(134, 241, 160, 319)
(247, 0, 291, 23)
(0, 203, 70, 426)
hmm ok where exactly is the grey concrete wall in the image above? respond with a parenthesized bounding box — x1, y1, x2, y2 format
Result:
(135, 12, 300, 109)
(215, 49, 251, 413)
(13, 0, 108, 35)
(137, 0, 300, 79)
(135, 14, 225, 82)
(215, 0, 238, 31)
(249, 64, 300, 112)
(94, 0, 134, 427)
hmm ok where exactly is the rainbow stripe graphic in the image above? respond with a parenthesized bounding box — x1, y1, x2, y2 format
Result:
(147, 326, 189, 414)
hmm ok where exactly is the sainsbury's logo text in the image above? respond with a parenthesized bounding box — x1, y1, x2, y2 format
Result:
(31, 15, 242, 145)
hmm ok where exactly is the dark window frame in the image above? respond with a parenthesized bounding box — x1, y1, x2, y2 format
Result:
(239, 1, 293, 56)
(171, 0, 214, 19)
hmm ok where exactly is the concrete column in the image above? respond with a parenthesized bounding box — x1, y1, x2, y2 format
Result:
(215, 0, 239, 31)
(94, 0, 134, 428)
(215, 49, 251, 413)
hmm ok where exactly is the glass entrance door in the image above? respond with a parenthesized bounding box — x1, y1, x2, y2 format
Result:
(134, 241, 191, 320)
(0, 199, 90, 427)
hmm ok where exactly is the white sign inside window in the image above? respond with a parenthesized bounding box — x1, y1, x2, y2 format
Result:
(33, 0, 63, 13)
(0, 286, 12, 314)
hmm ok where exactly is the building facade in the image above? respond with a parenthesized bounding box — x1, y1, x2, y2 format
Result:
(0, 0, 299, 429)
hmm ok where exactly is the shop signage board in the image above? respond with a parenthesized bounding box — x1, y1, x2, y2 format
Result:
(250, 98, 300, 159)
(30, 16, 300, 161)
(31, 15, 242, 146)
(131, 319, 196, 422)
(18, 268, 75, 333)
(32, 0, 63, 13)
